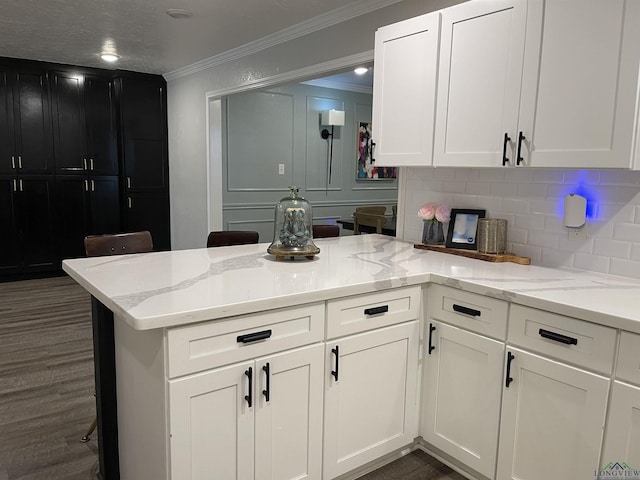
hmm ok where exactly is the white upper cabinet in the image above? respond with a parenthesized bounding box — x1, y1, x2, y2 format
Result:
(428, 0, 640, 169)
(433, 0, 527, 167)
(518, 0, 640, 168)
(372, 11, 440, 166)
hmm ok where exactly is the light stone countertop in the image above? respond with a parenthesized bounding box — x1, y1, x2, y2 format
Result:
(62, 235, 640, 333)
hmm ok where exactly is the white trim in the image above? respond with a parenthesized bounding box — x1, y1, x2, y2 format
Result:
(164, 0, 402, 81)
(204, 51, 374, 100)
(300, 78, 373, 95)
(207, 98, 224, 232)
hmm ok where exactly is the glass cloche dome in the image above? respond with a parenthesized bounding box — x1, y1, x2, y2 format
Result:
(267, 186, 320, 261)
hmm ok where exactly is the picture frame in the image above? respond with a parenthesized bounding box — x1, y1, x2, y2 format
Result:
(355, 121, 397, 180)
(445, 209, 486, 249)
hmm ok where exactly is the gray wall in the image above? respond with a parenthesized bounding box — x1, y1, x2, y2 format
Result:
(222, 83, 397, 241)
(166, 0, 466, 250)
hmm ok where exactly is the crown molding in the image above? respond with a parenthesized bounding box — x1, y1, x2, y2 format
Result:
(203, 50, 374, 99)
(165, 0, 403, 81)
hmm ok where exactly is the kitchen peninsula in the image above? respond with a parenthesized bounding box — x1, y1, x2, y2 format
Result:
(63, 235, 640, 480)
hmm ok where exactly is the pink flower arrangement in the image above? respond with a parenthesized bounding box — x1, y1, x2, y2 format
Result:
(418, 203, 451, 223)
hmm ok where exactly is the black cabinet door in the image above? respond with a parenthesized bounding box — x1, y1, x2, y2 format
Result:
(124, 192, 170, 251)
(88, 176, 120, 235)
(118, 77, 167, 191)
(84, 75, 117, 175)
(51, 71, 87, 173)
(0, 177, 20, 273)
(17, 176, 57, 270)
(0, 70, 16, 174)
(13, 71, 54, 174)
(55, 175, 90, 261)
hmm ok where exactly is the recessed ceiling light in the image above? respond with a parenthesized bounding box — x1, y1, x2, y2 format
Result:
(166, 8, 193, 19)
(354, 67, 369, 75)
(101, 53, 120, 63)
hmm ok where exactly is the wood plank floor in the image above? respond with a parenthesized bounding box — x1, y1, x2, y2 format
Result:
(0, 276, 465, 480)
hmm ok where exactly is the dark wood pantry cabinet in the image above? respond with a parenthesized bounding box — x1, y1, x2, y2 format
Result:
(0, 64, 54, 175)
(0, 57, 170, 280)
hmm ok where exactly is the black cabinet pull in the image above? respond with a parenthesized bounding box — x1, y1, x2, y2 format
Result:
(244, 367, 253, 407)
(364, 305, 389, 316)
(428, 323, 436, 355)
(452, 304, 481, 317)
(262, 363, 270, 402)
(237, 329, 272, 344)
(539, 328, 578, 346)
(502, 132, 511, 166)
(370, 141, 376, 163)
(331, 346, 339, 381)
(516, 131, 526, 165)
(505, 352, 515, 388)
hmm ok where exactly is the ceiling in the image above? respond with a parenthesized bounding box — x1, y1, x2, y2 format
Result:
(0, 0, 390, 75)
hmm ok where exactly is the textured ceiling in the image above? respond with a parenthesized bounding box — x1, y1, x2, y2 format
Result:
(0, 0, 383, 75)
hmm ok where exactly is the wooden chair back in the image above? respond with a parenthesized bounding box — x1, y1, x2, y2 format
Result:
(312, 225, 340, 238)
(355, 205, 386, 216)
(354, 212, 386, 235)
(84, 231, 153, 257)
(207, 231, 259, 248)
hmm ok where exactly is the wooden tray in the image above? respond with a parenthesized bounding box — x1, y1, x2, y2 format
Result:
(414, 244, 531, 265)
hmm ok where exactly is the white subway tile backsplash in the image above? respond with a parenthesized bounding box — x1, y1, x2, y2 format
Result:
(504, 168, 534, 182)
(478, 169, 504, 181)
(443, 181, 467, 193)
(541, 249, 574, 268)
(574, 253, 610, 274)
(599, 170, 640, 186)
(514, 213, 545, 230)
(528, 230, 560, 249)
(530, 198, 558, 215)
(613, 223, 640, 242)
(609, 258, 640, 280)
(400, 167, 640, 280)
(593, 238, 632, 259)
(501, 198, 530, 214)
(533, 170, 565, 183)
(563, 170, 600, 184)
(490, 182, 517, 197)
(466, 181, 491, 195)
(516, 182, 546, 197)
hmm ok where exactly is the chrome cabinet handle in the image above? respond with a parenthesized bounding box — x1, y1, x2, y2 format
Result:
(84, 179, 89, 192)
(90, 158, 94, 170)
(18, 156, 22, 169)
(91, 179, 95, 192)
(11, 156, 15, 169)
(83, 158, 87, 170)
(12, 179, 17, 192)
(128, 197, 132, 208)
(127, 177, 131, 189)
(19, 179, 23, 192)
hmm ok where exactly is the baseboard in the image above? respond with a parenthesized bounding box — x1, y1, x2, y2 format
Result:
(415, 440, 489, 480)
(331, 442, 419, 480)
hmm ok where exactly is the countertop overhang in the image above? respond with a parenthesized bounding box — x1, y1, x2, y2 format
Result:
(62, 235, 640, 333)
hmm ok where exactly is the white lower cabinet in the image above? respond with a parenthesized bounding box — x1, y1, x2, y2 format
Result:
(421, 321, 504, 478)
(496, 347, 610, 480)
(600, 381, 640, 470)
(169, 344, 324, 480)
(323, 321, 419, 479)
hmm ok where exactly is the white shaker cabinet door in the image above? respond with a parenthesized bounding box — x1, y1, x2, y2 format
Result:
(433, 0, 527, 167)
(518, 0, 640, 168)
(169, 361, 255, 480)
(421, 321, 504, 478)
(323, 321, 419, 479)
(600, 381, 640, 471)
(254, 344, 324, 480)
(372, 11, 440, 166)
(496, 348, 609, 480)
